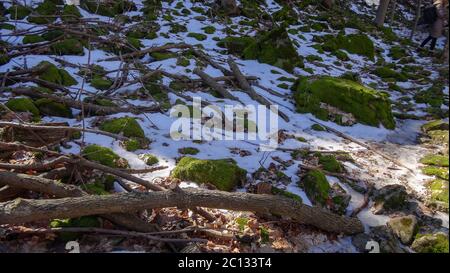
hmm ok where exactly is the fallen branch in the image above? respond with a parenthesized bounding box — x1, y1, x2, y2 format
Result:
(0, 187, 364, 234)
(99, 43, 192, 62)
(193, 68, 241, 102)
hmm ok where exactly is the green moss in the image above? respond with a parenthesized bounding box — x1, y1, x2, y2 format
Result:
(427, 179, 449, 207)
(318, 154, 343, 173)
(23, 35, 45, 44)
(202, 26, 216, 34)
(37, 61, 78, 86)
(8, 5, 32, 20)
(91, 76, 113, 90)
(34, 98, 72, 118)
(124, 138, 140, 151)
(50, 216, 101, 241)
(50, 38, 84, 56)
(414, 84, 445, 107)
(323, 33, 375, 60)
(271, 187, 303, 203)
(294, 76, 395, 129)
(217, 36, 256, 55)
(0, 23, 15, 30)
(421, 120, 449, 133)
(41, 30, 64, 41)
(311, 124, 326, 131)
(422, 166, 449, 180)
(236, 217, 248, 231)
(389, 45, 407, 60)
(277, 83, 289, 89)
(412, 233, 449, 253)
(82, 144, 128, 168)
(80, 0, 136, 17)
(82, 180, 109, 195)
(420, 154, 449, 167)
(100, 117, 145, 138)
(171, 157, 247, 191)
(5, 98, 39, 116)
(299, 169, 330, 205)
(176, 57, 190, 67)
(178, 147, 199, 155)
(142, 154, 159, 166)
(0, 54, 10, 65)
(27, 0, 58, 24)
(61, 4, 82, 23)
(187, 32, 207, 41)
(151, 51, 176, 61)
(373, 67, 407, 82)
(333, 50, 349, 61)
(242, 27, 303, 72)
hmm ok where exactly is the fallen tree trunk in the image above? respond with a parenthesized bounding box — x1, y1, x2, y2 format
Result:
(99, 43, 192, 62)
(0, 188, 364, 235)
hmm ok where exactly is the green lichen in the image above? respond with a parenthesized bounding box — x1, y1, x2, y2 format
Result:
(50, 38, 84, 56)
(178, 147, 199, 155)
(99, 117, 145, 138)
(171, 157, 247, 191)
(294, 76, 395, 129)
(299, 169, 330, 205)
(5, 98, 39, 116)
(34, 98, 73, 118)
(37, 61, 78, 86)
(82, 144, 128, 168)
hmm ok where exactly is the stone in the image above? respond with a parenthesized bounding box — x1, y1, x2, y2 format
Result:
(387, 215, 418, 245)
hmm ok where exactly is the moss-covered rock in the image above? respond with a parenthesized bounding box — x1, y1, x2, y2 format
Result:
(271, 187, 303, 203)
(323, 33, 375, 60)
(27, 0, 58, 24)
(187, 32, 207, 41)
(80, 0, 136, 17)
(141, 154, 159, 166)
(422, 166, 449, 180)
(150, 51, 176, 61)
(8, 5, 32, 20)
(412, 233, 449, 253)
(373, 67, 408, 82)
(178, 147, 200, 155)
(90, 76, 113, 90)
(372, 184, 407, 214)
(61, 4, 82, 23)
(294, 76, 395, 129)
(37, 61, 78, 86)
(421, 120, 449, 133)
(299, 169, 330, 205)
(5, 98, 39, 116)
(23, 34, 45, 44)
(82, 144, 128, 168)
(217, 36, 256, 55)
(34, 98, 73, 118)
(426, 179, 449, 212)
(420, 154, 449, 167)
(171, 157, 247, 191)
(242, 27, 303, 72)
(99, 117, 145, 138)
(318, 154, 343, 173)
(387, 215, 418, 245)
(50, 38, 84, 56)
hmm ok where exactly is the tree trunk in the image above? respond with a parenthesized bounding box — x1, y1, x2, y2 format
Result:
(0, 187, 364, 235)
(375, 0, 391, 27)
(410, 0, 422, 40)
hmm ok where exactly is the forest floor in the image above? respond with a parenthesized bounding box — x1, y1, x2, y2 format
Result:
(0, 0, 448, 253)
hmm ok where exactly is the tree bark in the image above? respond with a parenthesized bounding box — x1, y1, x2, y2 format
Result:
(0, 188, 364, 235)
(375, 0, 391, 27)
(410, 0, 422, 40)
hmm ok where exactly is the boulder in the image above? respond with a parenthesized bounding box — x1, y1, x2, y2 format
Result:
(387, 215, 418, 245)
(171, 157, 246, 191)
(293, 76, 395, 129)
(412, 232, 449, 253)
(372, 184, 408, 214)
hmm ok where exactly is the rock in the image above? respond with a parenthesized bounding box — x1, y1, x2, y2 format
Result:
(387, 215, 418, 245)
(370, 225, 407, 253)
(421, 120, 449, 133)
(34, 98, 73, 118)
(329, 183, 351, 215)
(293, 77, 395, 129)
(411, 232, 449, 253)
(82, 144, 129, 168)
(140, 154, 159, 166)
(171, 157, 247, 191)
(425, 179, 449, 213)
(242, 27, 303, 73)
(351, 233, 372, 253)
(299, 169, 330, 206)
(372, 184, 408, 214)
